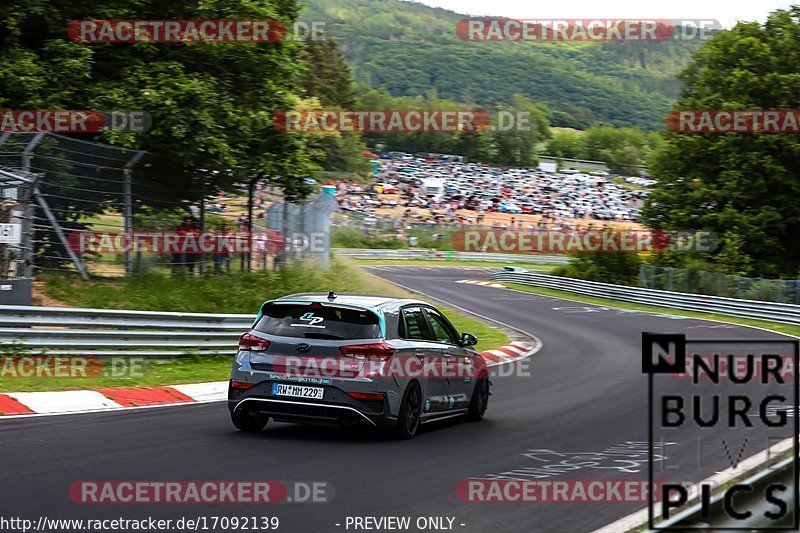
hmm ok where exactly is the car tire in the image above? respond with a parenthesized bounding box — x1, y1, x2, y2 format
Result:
(467, 375, 489, 421)
(394, 381, 422, 440)
(231, 409, 269, 432)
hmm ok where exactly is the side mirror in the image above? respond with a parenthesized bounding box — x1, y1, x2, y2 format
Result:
(460, 333, 478, 347)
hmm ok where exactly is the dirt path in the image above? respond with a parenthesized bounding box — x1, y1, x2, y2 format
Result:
(31, 280, 73, 307)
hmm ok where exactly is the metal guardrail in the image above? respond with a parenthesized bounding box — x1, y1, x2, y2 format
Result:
(491, 272, 800, 326)
(0, 305, 253, 356)
(334, 248, 569, 264)
(490, 272, 799, 531)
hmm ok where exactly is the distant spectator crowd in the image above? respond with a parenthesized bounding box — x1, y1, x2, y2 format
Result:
(335, 155, 651, 230)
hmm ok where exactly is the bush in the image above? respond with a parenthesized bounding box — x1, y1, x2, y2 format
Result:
(552, 252, 642, 285)
(41, 259, 372, 313)
(331, 227, 405, 249)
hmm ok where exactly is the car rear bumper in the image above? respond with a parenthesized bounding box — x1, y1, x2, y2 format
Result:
(227, 381, 397, 428)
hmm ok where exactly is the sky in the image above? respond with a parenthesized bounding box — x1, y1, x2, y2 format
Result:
(413, 0, 794, 29)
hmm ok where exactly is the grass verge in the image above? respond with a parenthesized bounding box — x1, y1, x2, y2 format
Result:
(2, 259, 508, 392)
(502, 282, 800, 338)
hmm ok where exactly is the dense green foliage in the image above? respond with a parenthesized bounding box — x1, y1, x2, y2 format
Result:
(552, 251, 643, 285)
(0, 0, 321, 200)
(545, 126, 666, 174)
(332, 225, 462, 250)
(358, 88, 550, 166)
(643, 8, 800, 277)
(303, 0, 706, 129)
(332, 227, 406, 249)
(301, 39, 371, 175)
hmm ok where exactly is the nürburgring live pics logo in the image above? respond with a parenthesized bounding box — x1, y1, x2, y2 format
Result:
(643, 332, 799, 530)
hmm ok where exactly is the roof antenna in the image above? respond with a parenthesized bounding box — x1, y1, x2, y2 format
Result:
(327, 291, 337, 301)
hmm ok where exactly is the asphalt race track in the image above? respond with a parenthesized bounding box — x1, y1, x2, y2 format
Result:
(0, 266, 794, 533)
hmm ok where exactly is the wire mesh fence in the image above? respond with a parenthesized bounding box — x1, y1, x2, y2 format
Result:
(0, 133, 334, 279)
(639, 263, 800, 304)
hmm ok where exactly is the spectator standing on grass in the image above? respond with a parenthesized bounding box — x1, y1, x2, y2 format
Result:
(172, 216, 193, 275)
(184, 217, 202, 274)
(214, 223, 232, 274)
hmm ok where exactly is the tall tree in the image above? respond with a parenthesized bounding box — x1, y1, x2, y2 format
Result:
(490, 94, 550, 167)
(0, 0, 317, 200)
(301, 39, 357, 108)
(300, 38, 369, 175)
(643, 8, 800, 277)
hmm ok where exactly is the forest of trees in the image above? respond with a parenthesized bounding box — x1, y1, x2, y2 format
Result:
(302, 0, 705, 129)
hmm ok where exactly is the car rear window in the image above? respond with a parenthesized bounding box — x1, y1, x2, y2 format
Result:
(253, 303, 382, 340)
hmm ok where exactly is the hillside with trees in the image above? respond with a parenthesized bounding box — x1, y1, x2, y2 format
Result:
(302, 0, 706, 129)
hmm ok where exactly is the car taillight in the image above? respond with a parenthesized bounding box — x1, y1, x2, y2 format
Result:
(346, 391, 385, 402)
(239, 333, 271, 352)
(339, 343, 396, 361)
(230, 380, 255, 389)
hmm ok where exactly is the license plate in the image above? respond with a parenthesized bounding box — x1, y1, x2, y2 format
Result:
(272, 383, 324, 400)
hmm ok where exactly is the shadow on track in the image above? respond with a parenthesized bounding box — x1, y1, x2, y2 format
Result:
(226, 415, 487, 443)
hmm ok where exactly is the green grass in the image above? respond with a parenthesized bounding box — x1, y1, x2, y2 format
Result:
(502, 282, 800, 338)
(41, 260, 372, 313)
(442, 309, 508, 350)
(3, 259, 509, 392)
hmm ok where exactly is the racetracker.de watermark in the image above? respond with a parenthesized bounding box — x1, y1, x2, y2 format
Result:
(272, 110, 534, 133)
(69, 20, 283, 43)
(0, 110, 151, 133)
(68, 20, 326, 43)
(68, 480, 332, 504)
(456, 19, 721, 42)
(274, 110, 488, 134)
(67, 230, 288, 255)
(0, 356, 146, 379)
(669, 110, 800, 133)
(251, 355, 530, 379)
(455, 480, 666, 502)
(452, 229, 717, 254)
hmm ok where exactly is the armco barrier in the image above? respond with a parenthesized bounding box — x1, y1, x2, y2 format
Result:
(490, 272, 800, 326)
(334, 248, 568, 264)
(0, 306, 253, 356)
(492, 272, 799, 532)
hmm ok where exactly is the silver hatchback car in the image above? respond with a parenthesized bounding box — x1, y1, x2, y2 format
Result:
(228, 292, 490, 438)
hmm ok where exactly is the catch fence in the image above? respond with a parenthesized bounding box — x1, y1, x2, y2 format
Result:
(639, 263, 800, 304)
(0, 133, 334, 283)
